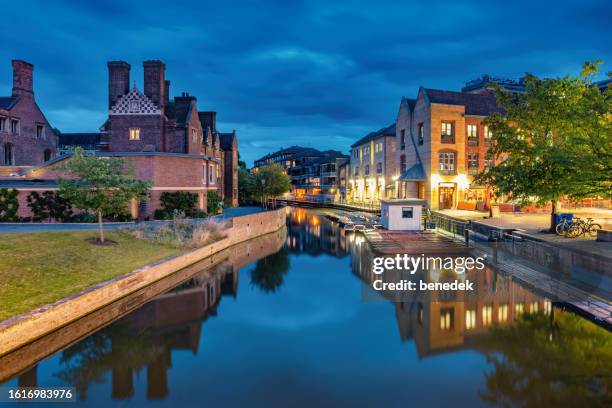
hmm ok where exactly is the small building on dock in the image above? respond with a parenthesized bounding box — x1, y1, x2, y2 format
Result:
(381, 199, 426, 231)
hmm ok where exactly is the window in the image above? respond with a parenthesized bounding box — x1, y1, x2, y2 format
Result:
(439, 151, 456, 174)
(468, 153, 479, 175)
(10, 119, 19, 135)
(402, 207, 413, 218)
(209, 165, 214, 183)
(354, 166, 359, 176)
(364, 164, 370, 175)
(36, 124, 44, 139)
(3, 143, 14, 165)
(498, 304, 508, 322)
(44, 149, 52, 162)
(484, 158, 493, 170)
(418, 123, 424, 145)
(482, 305, 492, 326)
(485, 126, 493, 140)
(440, 308, 454, 330)
(376, 162, 382, 174)
(0, 117, 6, 132)
(192, 128, 198, 143)
(441, 121, 454, 143)
(400, 154, 406, 173)
(467, 124, 478, 146)
(515, 303, 524, 317)
(129, 128, 140, 140)
(400, 129, 405, 150)
(465, 309, 476, 329)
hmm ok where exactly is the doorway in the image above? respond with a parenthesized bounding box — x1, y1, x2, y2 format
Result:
(438, 184, 455, 209)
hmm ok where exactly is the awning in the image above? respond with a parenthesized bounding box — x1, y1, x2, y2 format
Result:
(399, 163, 425, 181)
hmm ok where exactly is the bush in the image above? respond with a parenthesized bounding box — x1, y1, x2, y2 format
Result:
(207, 190, 223, 214)
(160, 192, 199, 216)
(0, 189, 19, 222)
(153, 209, 173, 220)
(71, 213, 98, 223)
(26, 191, 73, 222)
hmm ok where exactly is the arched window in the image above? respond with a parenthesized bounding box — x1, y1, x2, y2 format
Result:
(44, 149, 52, 162)
(400, 154, 406, 173)
(3, 143, 14, 165)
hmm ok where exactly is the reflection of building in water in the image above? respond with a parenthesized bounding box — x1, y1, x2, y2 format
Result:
(351, 251, 551, 358)
(46, 228, 286, 401)
(286, 207, 348, 257)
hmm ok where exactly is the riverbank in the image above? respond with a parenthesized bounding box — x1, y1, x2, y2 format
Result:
(0, 208, 286, 357)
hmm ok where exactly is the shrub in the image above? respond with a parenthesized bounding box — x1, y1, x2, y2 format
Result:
(26, 191, 73, 222)
(207, 190, 223, 214)
(160, 192, 199, 216)
(0, 188, 19, 222)
(71, 213, 98, 223)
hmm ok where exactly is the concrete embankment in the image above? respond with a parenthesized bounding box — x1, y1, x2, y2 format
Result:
(0, 208, 287, 358)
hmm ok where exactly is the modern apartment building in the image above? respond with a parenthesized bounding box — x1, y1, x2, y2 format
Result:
(395, 87, 502, 210)
(290, 149, 348, 199)
(347, 124, 397, 205)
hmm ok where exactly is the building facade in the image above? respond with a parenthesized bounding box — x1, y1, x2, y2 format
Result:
(0, 60, 58, 168)
(395, 87, 502, 211)
(347, 124, 397, 205)
(0, 60, 238, 218)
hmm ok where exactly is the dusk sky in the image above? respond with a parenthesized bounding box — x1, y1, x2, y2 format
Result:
(1, 0, 610, 165)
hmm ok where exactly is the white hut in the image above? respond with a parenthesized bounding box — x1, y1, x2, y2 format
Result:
(381, 199, 427, 231)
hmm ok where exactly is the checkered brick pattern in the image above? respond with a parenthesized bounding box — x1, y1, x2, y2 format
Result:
(110, 86, 160, 115)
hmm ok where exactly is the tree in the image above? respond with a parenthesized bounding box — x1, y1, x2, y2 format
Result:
(58, 148, 151, 243)
(207, 190, 223, 214)
(0, 188, 19, 222)
(254, 163, 291, 208)
(475, 61, 612, 231)
(238, 168, 256, 204)
(27, 191, 73, 222)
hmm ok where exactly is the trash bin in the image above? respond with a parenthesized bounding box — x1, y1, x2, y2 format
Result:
(555, 213, 573, 224)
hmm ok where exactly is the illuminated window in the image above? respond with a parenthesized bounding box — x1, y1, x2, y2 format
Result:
(465, 309, 476, 329)
(482, 305, 492, 326)
(441, 121, 454, 142)
(484, 126, 493, 139)
(531, 301, 538, 313)
(515, 303, 524, 317)
(440, 308, 454, 330)
(498, 304, 508, 322)
(439, 152, 456, 174)
(129, 128, 140, 140)
(467, 124, 478, 138)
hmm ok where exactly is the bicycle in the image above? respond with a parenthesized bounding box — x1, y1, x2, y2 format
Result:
(566, 217, 602, 238)
(555, 216, 573, 236)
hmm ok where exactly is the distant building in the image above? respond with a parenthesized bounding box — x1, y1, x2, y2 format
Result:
(289, 148, 348, 199)
(252, 145, 309, 174)
(0, 60, 58, 167)
(395, 87, 502, 210)
(347, 124, 397, 205)
(462, 75, 526, 94)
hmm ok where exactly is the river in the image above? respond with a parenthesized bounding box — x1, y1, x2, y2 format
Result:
(1, 207, 610, 407)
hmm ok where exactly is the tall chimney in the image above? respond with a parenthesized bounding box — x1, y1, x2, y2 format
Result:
(107, 61, 130, 110)
(164, 80, 170, 106)
(143, 60, 165, 109)
(12, 60, 34, 97)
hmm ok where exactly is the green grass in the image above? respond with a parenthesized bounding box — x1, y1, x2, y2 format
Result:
(0, 231, 182, 322)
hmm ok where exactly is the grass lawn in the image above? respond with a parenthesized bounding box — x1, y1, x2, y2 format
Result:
(0, 230, 182, 322)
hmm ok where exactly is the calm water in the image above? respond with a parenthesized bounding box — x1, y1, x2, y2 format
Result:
(2, 207, 610, 407)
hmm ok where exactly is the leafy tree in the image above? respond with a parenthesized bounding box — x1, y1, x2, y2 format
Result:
(476, 61, 612, 231)
(0, 188, 19, 222)
(58, 148, 151, 243)
(238, 168, 256, 204)
(207, 190, 223, 214)
(254, 163, 291, 208)
(27, 191, 73, 222)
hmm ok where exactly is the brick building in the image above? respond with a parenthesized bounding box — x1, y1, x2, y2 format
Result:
(395, 87, 502, 210)
(0, 60, 238, 218)
(0, 60, 57, 168)
(346, 124, 397, 205)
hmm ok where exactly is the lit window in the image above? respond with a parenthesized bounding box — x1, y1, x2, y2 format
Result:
(36, 124, 44, 139)
(482, 305, 492, 326)
(465, 309, 476, 329)
(467, 124, 478, 138)
(515, 303, 524, 317)
(440, 308, 454, 330)
(544, 300, 552, 314)
(484, 126, 493, 139)
(530, 302, 538, 313)
(441, 121, 453, 140)
(439, 152, 456, 174)
(129, 128, 140, 140)
(498, 304, 508, 322)
(10, 119, 19, 135)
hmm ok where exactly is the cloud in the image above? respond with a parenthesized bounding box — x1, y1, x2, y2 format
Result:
(0, 0, 610, 165)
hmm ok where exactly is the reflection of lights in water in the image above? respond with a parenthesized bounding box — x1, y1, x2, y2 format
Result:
(354, 234, 365, 245)
(348, 233, 355, 243)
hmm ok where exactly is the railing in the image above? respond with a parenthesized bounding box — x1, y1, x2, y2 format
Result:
(441, 134, 455, 144)
(429, 211, 470, 238)
(468, 137, 479, 146)
(439, 169, 457, 175)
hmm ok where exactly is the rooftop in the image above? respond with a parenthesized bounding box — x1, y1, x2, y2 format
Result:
(351, 123, 396, 148)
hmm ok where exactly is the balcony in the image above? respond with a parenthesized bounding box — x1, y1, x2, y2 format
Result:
(441, 134, 455, 144)
(468, 137, 479, 146)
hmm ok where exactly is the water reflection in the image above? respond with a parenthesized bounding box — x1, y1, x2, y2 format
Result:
(3, 207, 610, 407)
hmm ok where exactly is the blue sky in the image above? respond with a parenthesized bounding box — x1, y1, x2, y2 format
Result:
(0, 0, 610, 165)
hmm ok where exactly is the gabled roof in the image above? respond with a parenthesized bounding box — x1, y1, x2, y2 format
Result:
(351, 123, 396, 148)
(401, 97, 416, 111)
(219, 132, 236, 150)
(0, 96, 20, 111)
(170, 96, 197, 127)
(110, 86, 161, 115)
(423, 88, 503, 116)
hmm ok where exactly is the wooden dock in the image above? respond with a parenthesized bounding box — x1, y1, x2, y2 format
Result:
(364, 230, 469, 254)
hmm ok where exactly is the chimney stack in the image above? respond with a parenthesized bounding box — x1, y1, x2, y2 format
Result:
(143, 60, 165, 110)
(201, 112, 217, 133)
(164, 80, 170, 105)
(12, 60, 34, 97)
(108, 61, 130, 110)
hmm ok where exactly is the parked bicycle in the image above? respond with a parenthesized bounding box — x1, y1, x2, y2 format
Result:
(555, 216, 573, 236)
(566, 217, 602, 238)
